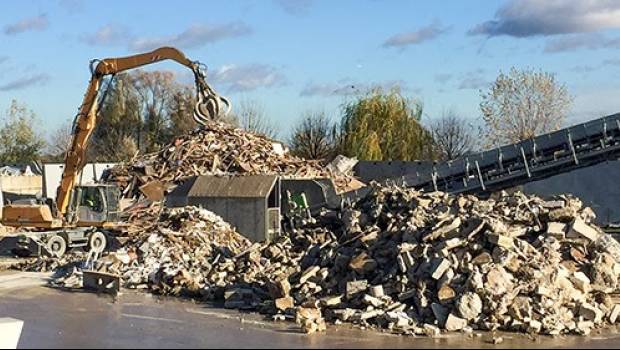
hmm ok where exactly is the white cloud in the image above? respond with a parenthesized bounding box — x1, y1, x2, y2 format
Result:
(458, 69, 489, 90)
(130, 22, 252, 51)
(470, 0, 620, 37)
(0, 73, 50, 91)
(210, 64, 286, 92)
(4, 14, 49, 35)
(82, 25, 132, 46)
(300, 79, 414, 97)
(544, 33, 620, 53)
(568, 58, 620, 73)
(383, 21, 448, 48)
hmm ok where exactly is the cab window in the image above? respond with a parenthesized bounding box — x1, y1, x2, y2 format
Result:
(80, 187, 104, 212)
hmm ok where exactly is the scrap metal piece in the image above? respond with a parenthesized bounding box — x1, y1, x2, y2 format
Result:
(82, 270, 121, 295)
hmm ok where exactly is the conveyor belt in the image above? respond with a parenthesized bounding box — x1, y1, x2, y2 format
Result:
(401, 113, 620, 195)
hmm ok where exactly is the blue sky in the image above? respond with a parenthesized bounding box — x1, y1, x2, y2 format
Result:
(1, 0, 620, 139)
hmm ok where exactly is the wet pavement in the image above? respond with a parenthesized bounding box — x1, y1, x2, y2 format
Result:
(1, 272, 620, 348)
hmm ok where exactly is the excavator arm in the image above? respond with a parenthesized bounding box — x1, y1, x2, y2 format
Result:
(56, 47, 229, 217)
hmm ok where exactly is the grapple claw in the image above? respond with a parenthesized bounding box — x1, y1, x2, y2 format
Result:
(191, 64, 232, 127)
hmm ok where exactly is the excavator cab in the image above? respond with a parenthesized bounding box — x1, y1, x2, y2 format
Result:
(66, 184, 121, 226)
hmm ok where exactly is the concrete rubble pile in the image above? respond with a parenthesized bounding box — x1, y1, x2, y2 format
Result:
(104, 122, 360, 197)
(202, 186, 620, 336)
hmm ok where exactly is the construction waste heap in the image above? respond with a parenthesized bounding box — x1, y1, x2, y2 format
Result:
(104, 121, 361, 197)
(15, 122, 620, 338)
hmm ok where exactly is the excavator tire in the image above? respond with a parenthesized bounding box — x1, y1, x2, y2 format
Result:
(46, 235, 67, 258)
(88, 231, 107, 254)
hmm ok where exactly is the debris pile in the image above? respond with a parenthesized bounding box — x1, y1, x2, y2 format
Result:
(24, 186, 620, 337)
(50, 207, 253, 295)
(104, 122, 360, 197)
(203, 186, 620, 336)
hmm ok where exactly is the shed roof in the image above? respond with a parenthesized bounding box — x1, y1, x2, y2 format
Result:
(171, 175, 278, 199)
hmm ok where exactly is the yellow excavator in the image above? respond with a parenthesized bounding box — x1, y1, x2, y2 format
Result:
(1, 47, 230, 257)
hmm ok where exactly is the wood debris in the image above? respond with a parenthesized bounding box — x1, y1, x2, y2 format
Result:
(103, 121, 361, 196)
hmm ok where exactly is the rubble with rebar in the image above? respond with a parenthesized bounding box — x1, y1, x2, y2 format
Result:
(37, 185, 620, 337)
(104, 122, 362, 197)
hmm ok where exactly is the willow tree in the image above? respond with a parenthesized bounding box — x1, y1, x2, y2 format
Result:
(336, 88, 435, 161)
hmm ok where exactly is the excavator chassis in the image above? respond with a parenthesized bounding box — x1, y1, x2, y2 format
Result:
(13, 228, 109, 258)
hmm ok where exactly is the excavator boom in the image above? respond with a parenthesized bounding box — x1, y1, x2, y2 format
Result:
(53, 46, 229, 220)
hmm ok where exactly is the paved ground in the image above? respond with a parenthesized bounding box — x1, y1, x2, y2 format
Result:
(1, 271, 620, 349)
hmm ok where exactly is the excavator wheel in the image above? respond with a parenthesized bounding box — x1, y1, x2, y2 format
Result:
(88, 231, 107, 254)
(46, 235, 67, 258)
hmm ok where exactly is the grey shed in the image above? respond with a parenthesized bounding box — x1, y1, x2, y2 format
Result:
(166, 175, 281, 242)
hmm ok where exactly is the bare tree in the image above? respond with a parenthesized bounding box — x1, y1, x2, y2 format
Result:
(430, 110, 477, 161)
(232, 99, 279, 139)
(46, 121, 73, 161)
(480, 67, 572, 148)
(130, 70, 179, 151)
(289, 110, 335, 160)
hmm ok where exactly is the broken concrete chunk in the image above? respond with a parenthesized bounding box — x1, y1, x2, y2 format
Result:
(431, 258, 452, 280)
(609, 305, 620, 324)
(321, 295, 343, 307)
(457, 293, 482, 321)
(580, 303, 604, 323)
(488, 233, 514, 249)
(269, 279, 291, 298)
(444, 314, 468, 332)
(346, 280, 368, 299)
(360, 310, 383, 321)
(332, 308, 356, 322)
(485, 267, 514, 296)
(369, 285, 385, 298)
(527, 320, 542, 334)
(422, 324, 441, 338)
(296, 307, 322, 323)
(299, 266, 320, 284)
(542, 200, 565, 209)
(438, 285, 456, 302)
(349, 253, 377, 274)
(362, 294, 383, 308)
(547, 222, 567, 239)
(567, 218, 600, 242)
(576, 321, 594, 335)
(425, 217, 462, 242)
(472, 252, 493, 265)
(275, 297, 295, 311)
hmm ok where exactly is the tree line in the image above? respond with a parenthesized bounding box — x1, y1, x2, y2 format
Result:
(0, 67, 572, 165)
